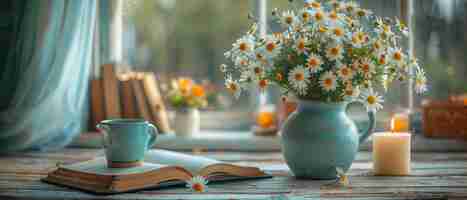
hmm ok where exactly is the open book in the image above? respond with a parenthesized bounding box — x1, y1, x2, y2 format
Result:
(43, 149, 270, 194)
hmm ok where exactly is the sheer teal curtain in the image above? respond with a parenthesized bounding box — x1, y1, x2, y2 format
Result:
(0, 0, 97, 152)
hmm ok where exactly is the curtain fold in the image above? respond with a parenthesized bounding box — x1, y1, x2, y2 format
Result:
(0, 0, 97, 152)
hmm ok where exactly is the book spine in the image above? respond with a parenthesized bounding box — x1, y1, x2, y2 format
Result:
(131, 77, 153, 122)
(102, 64, 121, 119)
(90, 79, 105, 131)
(120, 79, 138, 119)
(141, 73, 171, 133)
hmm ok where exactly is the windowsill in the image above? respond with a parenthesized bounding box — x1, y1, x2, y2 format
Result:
(71, 131, 467, 152)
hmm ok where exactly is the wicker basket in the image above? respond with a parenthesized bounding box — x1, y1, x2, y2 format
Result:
(422, 99, 467, 140)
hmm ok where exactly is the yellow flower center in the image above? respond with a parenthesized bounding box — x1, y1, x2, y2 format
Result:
(308, 58, 319, 66)
(357, 9, 366, 17)
(379, 55, 387, 65)
(297, 40, 306, 50)
(285, 16, 294, 24)
(329, 12, 338, 20)
(256, 53, 263, 60)
(393, 51, 402, 61)
(311, 2, 321, 8)
(276, 73, 283, 81)
(373, 41, 381, 50)
(192, 183, 204, 192)
(367, 95, 376, 105)
(330, 47, 339, 56)
(334, 28, 344, 37)
(254, 67, 262, 75)
(361, 63, 370, 73)
(302, 12, 310, 21)
(294, 73, 305, 81)
(228, 83, 237, 91)
(259, 79, 268, 89)
(341, 68, 350, 76)
(266, 42, 276, 52)
(324, 78, 333, 86)
(239, 43, 248, 51)
(315, 12, 324, 21)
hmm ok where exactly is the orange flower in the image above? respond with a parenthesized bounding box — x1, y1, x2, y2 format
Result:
(191, 84, 205, 97)
(178, 78, 193, 91)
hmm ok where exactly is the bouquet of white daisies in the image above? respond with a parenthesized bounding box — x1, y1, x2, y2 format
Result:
(221, 0, 427, 113)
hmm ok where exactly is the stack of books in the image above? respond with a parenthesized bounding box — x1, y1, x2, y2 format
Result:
(89, 64, 171, 133)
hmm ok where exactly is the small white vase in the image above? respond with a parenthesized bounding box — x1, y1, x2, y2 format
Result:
(174, 108, 200, 137)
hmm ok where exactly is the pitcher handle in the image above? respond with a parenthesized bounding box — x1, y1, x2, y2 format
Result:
(347, 102, 376, 144)
(147, 123, 159, 148)
(96, 123, 111, 147)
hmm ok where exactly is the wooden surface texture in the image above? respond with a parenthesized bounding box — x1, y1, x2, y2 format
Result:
(0, 148, 466, 199)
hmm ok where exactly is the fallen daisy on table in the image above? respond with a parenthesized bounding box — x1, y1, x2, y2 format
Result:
(336, 167, 350, 187)
(186, 176, 208, 193)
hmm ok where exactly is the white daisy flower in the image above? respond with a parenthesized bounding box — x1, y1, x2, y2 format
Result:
(305, 0, 321, 9)
(288, 65, 311, 95)
(306, 54, 323, 73)
(234, 57, 249, 67)
(298, 8, 311, 23)
(377, 53, 388, 66)
(312, 9, 327, 24)
(186, 176, 208, 193)
(389, 48, 405, 65)
(327, 11, 342, 25)
(262, 36, 281, 58)
(294, 37, 308, 55)
(376, 20, 394, 38)
(225, 78, 242, 99)
(325, 44, 344, 61)
(415, 67, 428, 94)
(232, 35, 255, 56)
(359, 89, 384, 113)
(359, 58, 376, 76)
(327, 0, 344, 11)
(281, 10, 297, 27)
(330, 25, 345, 40)
(319, 71, 338, 92)
(371, 40, 385, 56)
(337, 65, 354, 81)
(343, 1, 359, 15)
(356, 8, 372, 18)
(351, 30, 367, 48)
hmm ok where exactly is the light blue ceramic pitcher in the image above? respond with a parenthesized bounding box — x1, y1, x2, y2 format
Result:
(281, 100, 375, 179)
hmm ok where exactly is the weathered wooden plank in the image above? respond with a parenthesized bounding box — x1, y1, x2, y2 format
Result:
(1, 149, 467, 200)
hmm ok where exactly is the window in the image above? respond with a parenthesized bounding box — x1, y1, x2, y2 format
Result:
(119, 0, 467, 142)
(123, 0, 260, 131)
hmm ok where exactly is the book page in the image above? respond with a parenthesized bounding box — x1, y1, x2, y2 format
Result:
(62, 158, 166, 176)
(144, 149, 220, 174)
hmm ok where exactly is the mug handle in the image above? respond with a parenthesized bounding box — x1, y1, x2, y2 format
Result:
(347, 102, 376, 144)
(96, 123, 111, 147)
(147, 123, 158, 148)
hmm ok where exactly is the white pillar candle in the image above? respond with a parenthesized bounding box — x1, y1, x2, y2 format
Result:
(372, 132, 411, 176)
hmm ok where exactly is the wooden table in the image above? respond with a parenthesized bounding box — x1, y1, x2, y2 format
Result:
(1, 148, 466, 199)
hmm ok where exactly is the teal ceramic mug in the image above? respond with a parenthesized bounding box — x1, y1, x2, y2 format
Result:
(96, 119, 158, 168)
